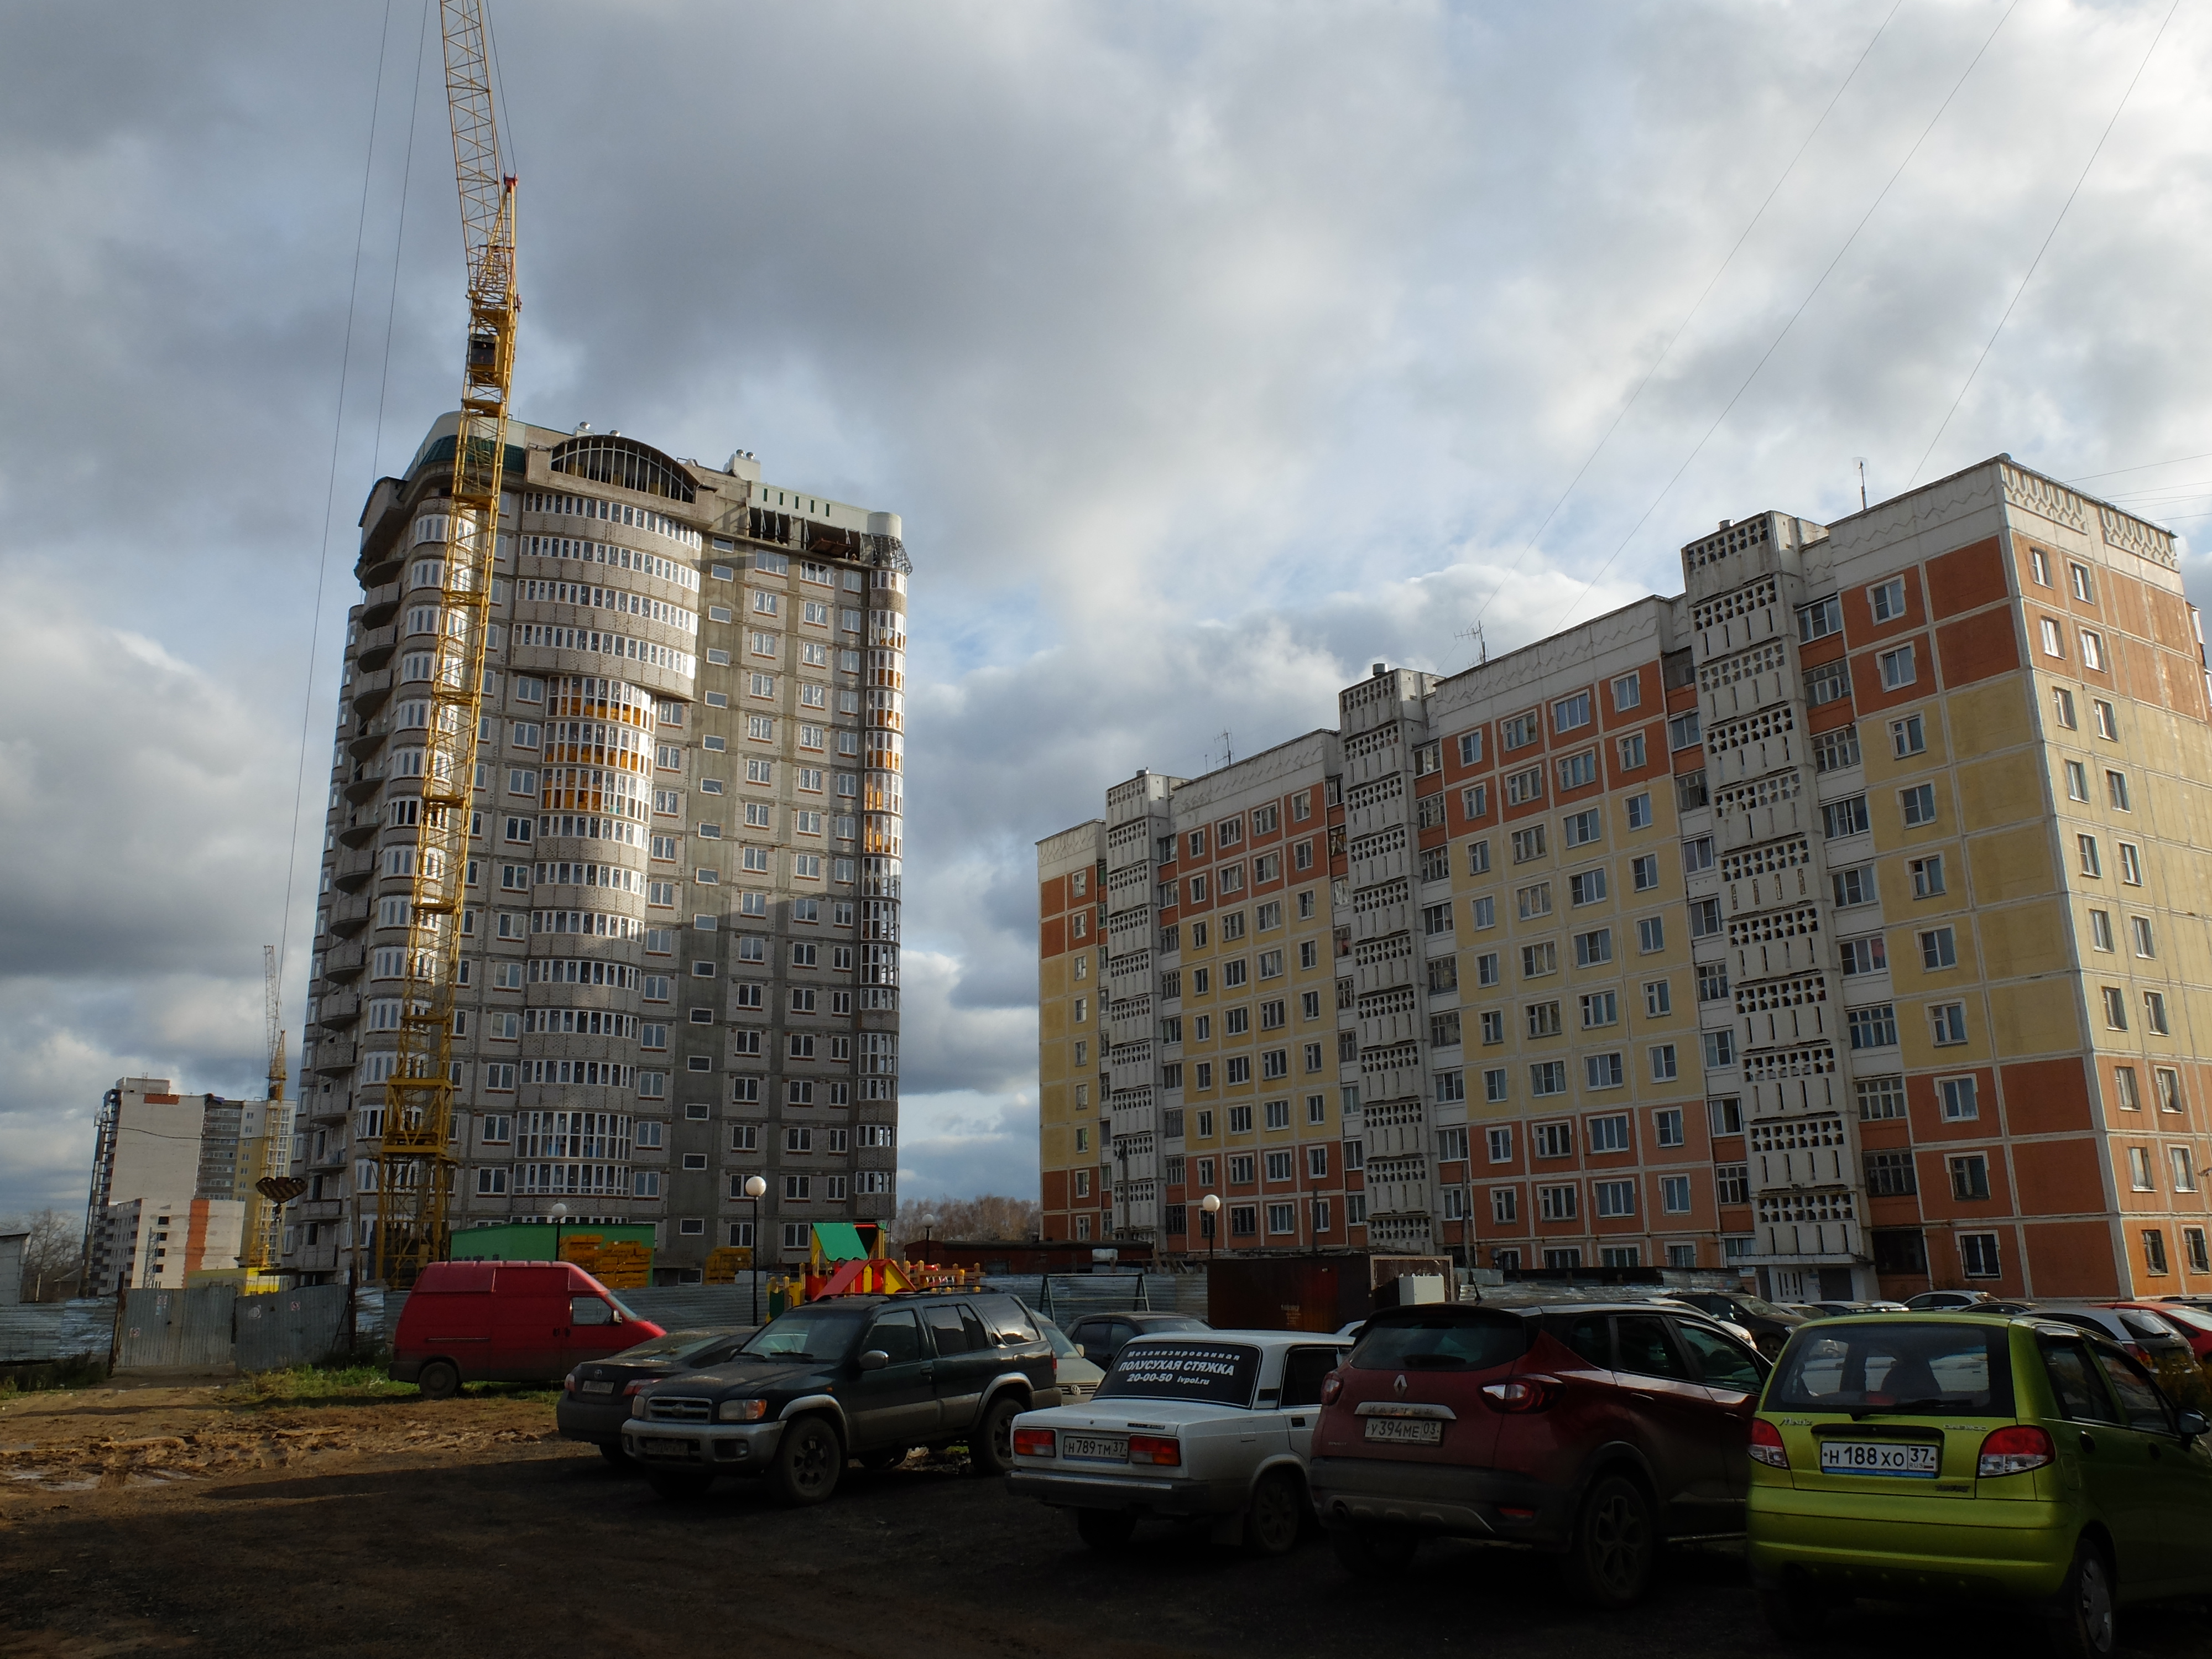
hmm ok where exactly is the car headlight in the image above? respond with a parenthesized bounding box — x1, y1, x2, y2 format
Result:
(718, 1398, 769, 1423)
(631, 1393, 648, 1419)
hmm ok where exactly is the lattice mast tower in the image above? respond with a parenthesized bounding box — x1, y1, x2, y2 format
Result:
(374, 0, 519, 1285)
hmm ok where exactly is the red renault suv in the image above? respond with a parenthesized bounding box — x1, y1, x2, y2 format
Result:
(1308, 1299, 1768, 1605)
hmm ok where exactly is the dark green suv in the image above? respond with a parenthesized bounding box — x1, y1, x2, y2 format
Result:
(623, 1292, 1058, 1504)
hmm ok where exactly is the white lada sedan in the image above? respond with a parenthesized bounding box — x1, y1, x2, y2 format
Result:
(1005, 1330, 1351, 1554)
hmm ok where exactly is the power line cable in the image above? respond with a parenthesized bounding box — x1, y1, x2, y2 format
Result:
(484, 0, 522, 180)
(2064, 450, 2212, 484)
(278, 1, 398, 997)
(1907, 0, 2182, 485)
(373, 0, 435, 481)
(1467, 0, 1906, 636)
(1546, 0, 2023, 637)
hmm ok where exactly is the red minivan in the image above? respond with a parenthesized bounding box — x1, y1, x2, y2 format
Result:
(391, 1261, 664, 1397)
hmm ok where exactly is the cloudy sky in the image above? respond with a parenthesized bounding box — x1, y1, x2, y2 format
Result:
(4, 0, 2211, 1219)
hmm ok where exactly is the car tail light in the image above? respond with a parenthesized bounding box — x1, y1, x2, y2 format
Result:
(1013, 1428, 1057, 1459)
(1128, 1434, 1182, 1467)
(1321, 1374, 1343, 1405)
(2123, 1342, 2150, 1363)
(1977, 1425, 2054, 1479)
(1749, 1418, 1790, 1469)
(564, 1375, 577, 1394)
(623, 1380, 649, 1396)
(1480, 1376, 1562, 1413)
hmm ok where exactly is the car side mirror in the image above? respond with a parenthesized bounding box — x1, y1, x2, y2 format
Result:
(858, 1349, 890, 1371)
(2178, 1410, 2206, 1442)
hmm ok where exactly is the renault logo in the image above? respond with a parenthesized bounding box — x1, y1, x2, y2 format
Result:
(1393, 1374, 1408, 1397)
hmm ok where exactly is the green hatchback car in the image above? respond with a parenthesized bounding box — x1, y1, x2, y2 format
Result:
(1748, 1314, 2212, 1657)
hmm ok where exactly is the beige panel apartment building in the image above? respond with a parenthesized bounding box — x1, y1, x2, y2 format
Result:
(1040, 456, 2212, 1302)
(285, 416, 906, 1285)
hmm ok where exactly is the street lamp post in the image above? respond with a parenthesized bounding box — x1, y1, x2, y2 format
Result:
(548, 1202, 568, 1265)
(743, 1175, 768, 1324)
(1200, 1194, 1222, 1266)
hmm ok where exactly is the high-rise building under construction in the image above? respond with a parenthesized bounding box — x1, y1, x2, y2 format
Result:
(283, 414, 907, 1284)
(1041, 455, 2212, 1302)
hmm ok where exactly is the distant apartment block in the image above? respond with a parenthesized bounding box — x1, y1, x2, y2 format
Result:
(84, 1077, 269, 1292)
(1040, 455, 2212, 1301)
(285, 418, 906, 1286)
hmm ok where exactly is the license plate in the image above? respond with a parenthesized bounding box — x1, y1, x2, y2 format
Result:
(581, 1380, 615, 1395)
(1819, 1439, 1939, 1478)
(1062, 1434, 1129, 1463)
(1364, 1417, 1443, 1446)
(634, 1437, 696, 1460)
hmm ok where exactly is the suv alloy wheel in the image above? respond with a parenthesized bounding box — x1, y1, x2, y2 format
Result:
(1567, 1473, 1656, 1608)
(772, 1415, 844, 1506)
(968, 1394, 1022, 1477)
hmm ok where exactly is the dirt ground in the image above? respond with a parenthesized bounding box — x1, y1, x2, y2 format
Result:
(2, 1379, 2206, 1658)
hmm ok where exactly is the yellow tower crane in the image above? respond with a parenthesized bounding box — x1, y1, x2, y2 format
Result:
(374, 0, 519, 1286)
(239, 943, 293, 1273)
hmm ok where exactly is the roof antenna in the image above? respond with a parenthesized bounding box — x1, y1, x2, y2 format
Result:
(1218, 729, 1234, 768)
(1855, 458, 1869, 511)
(1454, 623, 1488, 666)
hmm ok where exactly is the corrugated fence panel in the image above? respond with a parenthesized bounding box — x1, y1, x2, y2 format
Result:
(0, 1301, 114, 1364)
(617, 1286, 763, 1329)
(116, 1286, 238, 1370)
(234, 1285, 348, 1371)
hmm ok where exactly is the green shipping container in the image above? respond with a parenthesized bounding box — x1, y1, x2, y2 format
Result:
(447, 1222, 658, 1269)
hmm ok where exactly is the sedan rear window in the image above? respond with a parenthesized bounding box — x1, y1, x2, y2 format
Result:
(1767, 1322, 2013, 1418)
(1095, 1340, 1260, 1407)
(1350, 1313, 1527, 1373)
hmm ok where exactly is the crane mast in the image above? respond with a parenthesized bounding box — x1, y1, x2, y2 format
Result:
(374, 0, 519, 1285)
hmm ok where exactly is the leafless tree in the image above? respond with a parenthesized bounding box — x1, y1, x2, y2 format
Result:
(4, 1209, 86, 1303)
(891, 1196, 1041, 1248)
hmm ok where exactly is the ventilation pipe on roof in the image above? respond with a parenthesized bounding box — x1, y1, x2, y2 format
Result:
(1371, 662, 1388, 679)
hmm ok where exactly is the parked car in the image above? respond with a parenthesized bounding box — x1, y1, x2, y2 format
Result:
(1308, 1300, 1768, 1604)
(391, 1260, 664, 1398)
(558, 1328, 755, 1462)
(1666, 1291, 1804, 1359)
(623, 1291, 1057, 1504)
(1061, 1311, 1211, 1369)
(1033, 1316, 1107, 1405)
(1801, 1301, 1908, 1317)
(1904, 1290, 1989, 1311)
(1006, 1330, 1352, 1554)
(1748, 1312, 2212, 1655)
(2105, 1301, 2212, 1365)
(2025, 1304, 2206, 1412)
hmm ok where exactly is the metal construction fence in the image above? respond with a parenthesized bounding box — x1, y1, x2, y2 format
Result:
(112, 1284, 352, 1373)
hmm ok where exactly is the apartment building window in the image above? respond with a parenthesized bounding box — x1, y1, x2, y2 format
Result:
(2188, 1230, 2211, 1275)
(2095, 700, 2119, 740)
(1637, 917, 1666, 954)
(1472, 896, 1496, 930)
(2145, 990, 2171, 1035)
(1611, 672, 1643, 711)
(1797, 595, 1843, 641)
(1803, 661, 1849, 706)
(1585, 1053, 1624, 1089)
(1900, 784, 1937, 827)
(1674, 770, 1708, 811)
(1486, 1126, 1515, 1162)
(1848, 1005, 1897, 1050)
(1879, 645, 1917, 690)
(1522, 942, 1557, 979)
(1919, 927, 1957, 970)
(1856, 1076, 1906, 1120)
(2080, 630, 2106, 672)
(2063, 760, 2090, 802)
(1476, 952, 1500, 986)
(1457, 731, 1485, 766)
(1939, 1076, 1978, 1121)
(1558, 752, 1598, 791)
(1653, 1108, 1684, 1147)
(1700, 1031, 1734, 1068)
(2119, 843, 2142, 886)
(1467, 838, 1492, 876)
(1949, 1155, 1991, 1201)
(1891, 714, 1926, 757)
(1644, 980, 1671, 1016)
(1839, 935, 1886, 975)
(1813, 726, 1860, 771)
(1822, 796, 1870, 838)
(2108, 1064, 2141, 1112)
(1832, 865, 1874, 907)
(1573, 929, 1613, 968)
(1626, 791, 1653, 830)
(1867, 577, 1907, 622)
(1911, 855, 1946, 898)
(1506, 766, 1545, 806)
(1511, 826, 1547, 864)
(2143, 1229, 2171, 1275)
(1569, 868, 1608, 906)
(1503, 710, 1541, 749)
(1534, 1121, 1574, 1159)
(1631, 854, 1660, 891)
(2052, 686, 2078, 729)
(1715, 1163, 1749, 1204)
(2128, 1146, 2156, 1192)
(1581, 990, 1618, 1029)
(2101, 986, 2128, 1031)
(2158, 1068, 2184, 1114)
(1527, 1000, 1562, 1037)
(2105, 770, 2132, 812)
(2131, 916, 2156, 958)
(1564, 810, 1603, 850)
(1538, 1185, 1578, 1222)
(1865, 1150, 1917, 1197)
(1651, 1044, 1679, 1082)
(1484, 1067, 1509, 1103)
(1422, 902, 1454, 937)
(1618, 732, 1646, 770)
(2039, 617, 2065, 659)
(2028, 547, 2052, 585)
(1491, 1187, 1519, 1224)
(1689, 899, 1721, 938)
(1931, 1003, 1968, 1046)
(2169, 1147, 2197, 1192)
(1668, 712, 1700, 750)
(1959, 1232, 2001, 1279)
